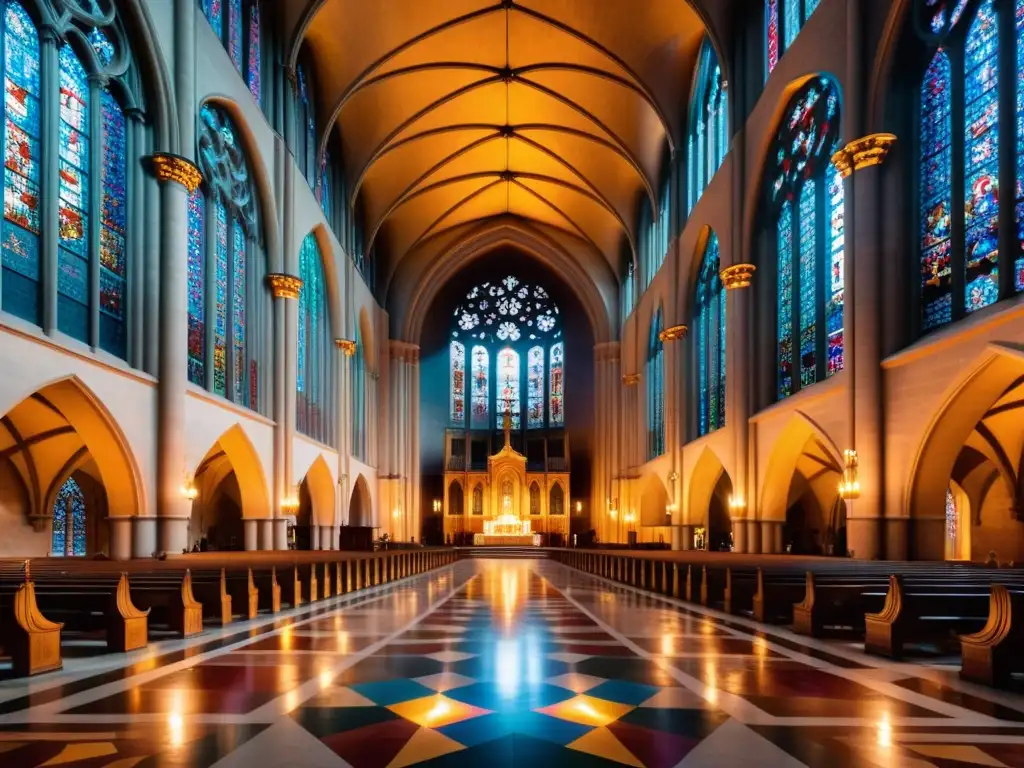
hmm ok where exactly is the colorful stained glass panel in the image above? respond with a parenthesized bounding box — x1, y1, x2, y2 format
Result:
(471, 345, 489, 428)
(187, 189, 205, 386)
(798, 180, 817, 387)
(549, 342, 564, 427)
(247, 1, 261, 102)
(497, 348, 521, 430)
(214, 201, 228, 397)
(920, 49, 953, 330)
(232, 217, 246, 404)
(527, 346, 544, 428)
(827, 163, 844, 375)
(777, 202, 793, 399)
(450, 341, 465, 425)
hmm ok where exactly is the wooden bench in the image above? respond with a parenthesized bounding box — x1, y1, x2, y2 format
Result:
(0, 563, 63, 676)
(129, 570, 203, 637)
(959, 585, 1024, 688)
(33, 573, 149, 652)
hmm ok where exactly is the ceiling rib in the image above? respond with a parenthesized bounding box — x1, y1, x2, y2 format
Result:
(510, 179, 604, 255)
(402, 179, 508, 256)
(512, 2, 676, 154)
(338, 62, 504, 113)
(318, 1, 505, 156)
(365, 131, 505, 251)
(349, 75, 504, 205)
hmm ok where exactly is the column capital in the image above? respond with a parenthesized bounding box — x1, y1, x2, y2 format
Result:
(831, 133, 897, 178)
(150, 153, 202, 193)
(335, 338, 356, 356)
(593, 341, 620, 362)
(658, 324, 687, 342)
(622, 373, 641, 386)
(720, 263, 757, 290)
(266, 273, 303, 300)
(389, 339, 420, 361)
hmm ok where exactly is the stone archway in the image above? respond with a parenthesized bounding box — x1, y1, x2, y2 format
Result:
(688, 448, 735, 551)
(190, 425, 270, 552)
(349, 474, 373, 527)
(639, 475, 671, 542)
(0, 376, 142, 559)
(907, 347, 1024, 561)
(296, 456, 336, 550)
(760, 415, 844, 556)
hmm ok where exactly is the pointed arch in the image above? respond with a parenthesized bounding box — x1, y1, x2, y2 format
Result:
(639, 474, 670, 527)
(194, 423, 271, 521)
(349, 473, 372, 526)
(759, 413, 843, 524)
(299, 454, 336, 528)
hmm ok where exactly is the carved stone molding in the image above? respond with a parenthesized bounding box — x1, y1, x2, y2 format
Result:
(150, 153, 202, 193)
(658, 324, 688, 342)
(266, 273, 303, 300)
(831, 133, 897, 178)
(720, 263, 757, 290)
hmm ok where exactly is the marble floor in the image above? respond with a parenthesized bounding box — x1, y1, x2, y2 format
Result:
(2, 559, 1024, 767)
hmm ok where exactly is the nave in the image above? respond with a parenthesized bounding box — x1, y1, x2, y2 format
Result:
(1, 558, 1023, 767)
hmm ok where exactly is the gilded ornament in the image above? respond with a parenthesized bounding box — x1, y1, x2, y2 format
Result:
(622, 373, 641, 386)
(831, 133, 897, 178)
(658, 324, 688, 342)
(336, 339, 357, 356)
(266, 273, 303, 300)
(150, 153, 202, 193)
(719, 263, 757, 290)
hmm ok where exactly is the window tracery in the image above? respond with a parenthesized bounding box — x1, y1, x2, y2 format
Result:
(695, 232, 725, 436)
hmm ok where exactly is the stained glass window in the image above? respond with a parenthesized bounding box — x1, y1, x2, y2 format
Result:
(945, 486, 957, 540)
(246, 0, 261, 103)
(827, 163, 845, 376)
(187, 188, 205, 385)
(296, 65, 317, 185)
(201, 0, 223, 38)
(298, 233, 329, 442)
(213, 199, 228, 396)
(228, 0, 242, 72)
(196, 104, 262, 409)
(231, 217, 246, 404)
(450, 341, 465, 425)
(470, 345, 489, 428)
(689, 40, 728, 212)
(777, 202, 793, 398)
(527, 346, 544, 428)
(767, 0, 821, 76)
(549, 342, 564, 427)
(52, 476, 86, 557)
(770, 77, 840, 400)
(1016, 0, 1024, 293)
(57, 45, 90, 342)
(964, 0, 999, 314)
(319, 150, 331, 218)
(647, 310, 664, 459)
(99, 90, 127, 358)
(920, 50, 954, 330)
(497, 348, 521, 430)
(798, 180, 817, 387)
(696, 233, 725, 436)
(2, 2, 41, 325)
(766, 0, 780, 74)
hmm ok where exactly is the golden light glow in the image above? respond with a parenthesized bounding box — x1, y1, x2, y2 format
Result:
(877, 711, 892, 748)
(319, 670, 333, 690)
(839, 449, 861, 500)
(168, 712, 184, 749)
(660, 634, 676, 656)
(728, 494, 745, 511)
(180, 474, 199, 501)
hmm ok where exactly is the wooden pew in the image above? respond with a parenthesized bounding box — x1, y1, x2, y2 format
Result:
(130, 570, 203, 637)
(959, 585, 1024, 688)
(0, 563, 63, 676)
(33, 572, 150, 652)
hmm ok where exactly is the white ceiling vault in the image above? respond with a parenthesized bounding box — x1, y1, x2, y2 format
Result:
(288, 0, 725, 295)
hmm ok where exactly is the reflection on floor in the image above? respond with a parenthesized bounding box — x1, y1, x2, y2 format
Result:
(2, 559, 1024, 766)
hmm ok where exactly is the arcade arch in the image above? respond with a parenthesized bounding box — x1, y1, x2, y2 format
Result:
(349, 474, 373, 527)
(687, 448, 734, 552)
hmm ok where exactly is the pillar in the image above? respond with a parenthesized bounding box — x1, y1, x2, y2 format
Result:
(680, 524, 694, 550)
(831, 133, 897, 560)
(311, 524, 320, 551)
(258, 519, 274, 550)
(267, 274, 303, 549)
(658, 327, 687, 550)
(721, 263, 757, 530)
(243, 519, 258, 551)
(592, 343, 621, 543)
(39, 25, 59, 336)
(108, 517, 132, 561)
(321, 526, 335, 550)
(733, 520, 747, 553)
(132, 517, 157, 559)
(151, 155, 202, 556)
(746, 520, 761, 556)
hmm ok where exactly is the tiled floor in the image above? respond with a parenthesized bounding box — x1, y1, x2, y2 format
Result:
(2, 559, 1024, 766)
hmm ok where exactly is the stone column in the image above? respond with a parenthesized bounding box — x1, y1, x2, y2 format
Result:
(311, 524, 320, 551)
(267, 274, 303, 549)
(592, 343, 620, 544)
(39, 25, 59, 335)
(746, 519, 761, 555)
(321, 526, 334, 550)
(733, 519, 747, 554)
(151, 155, 202, 556)
(831, 134, 897, 559)
(658, 325, 687, 549)
(680, 524, 694, 550)
(337, 338, 356, 527)
(243, 519, 258, 551)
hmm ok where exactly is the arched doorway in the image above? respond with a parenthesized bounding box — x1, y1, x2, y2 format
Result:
(639, 476, 670, 544)
(761, 417, 844, 556)
(0, 376, 141, 559)
(688, 448, 734, 551)
(189, 425, 270, 552)
(349, 474, 372, 527)
(296, 456, 336, 550)
(909, 352, 1024, 562)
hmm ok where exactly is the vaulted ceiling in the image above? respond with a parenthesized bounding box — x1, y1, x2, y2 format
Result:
(294, 1, 719, 294)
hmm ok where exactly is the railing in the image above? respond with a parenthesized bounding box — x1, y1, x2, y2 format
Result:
(447, 456, 466, 471)
(547, 458, 568, 472)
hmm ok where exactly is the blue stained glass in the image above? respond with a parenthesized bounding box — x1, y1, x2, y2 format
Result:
(767, 0, 780, 73)
(549, 342, 564, 426)
(827, 163, 844, 376)
(228, 0, 242, 72)
(964, 0, 1000, 314)
(471, 345, 489, 428)
(497, 348, 521, 430)
(2, 219, 38, 279)
(214, 201, 228, 397)
(187, 189, 205, 386)
(202, 0, 223, 38)
(232, 217, 246, 404)
(526, 346, 544, 428)
(1016, 0, 1024, 294)
(57, 45, 89, 333)
(799, 180, 817, 387)
(806, 0, 820, 15)
(52, 476, 86, 556)
(784, 0, 800, 49)
(777, 202, 793, 399)
(298, 233, 329, 440)
(450, 341, 465, 425)
(696, 233, 724, 436)
(88, 27, 114, 67)
(319, 151, 331, 217)
(920, 50, 953, 329)
(247, 1, 261, 102)
(99, 91, 126, 338)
